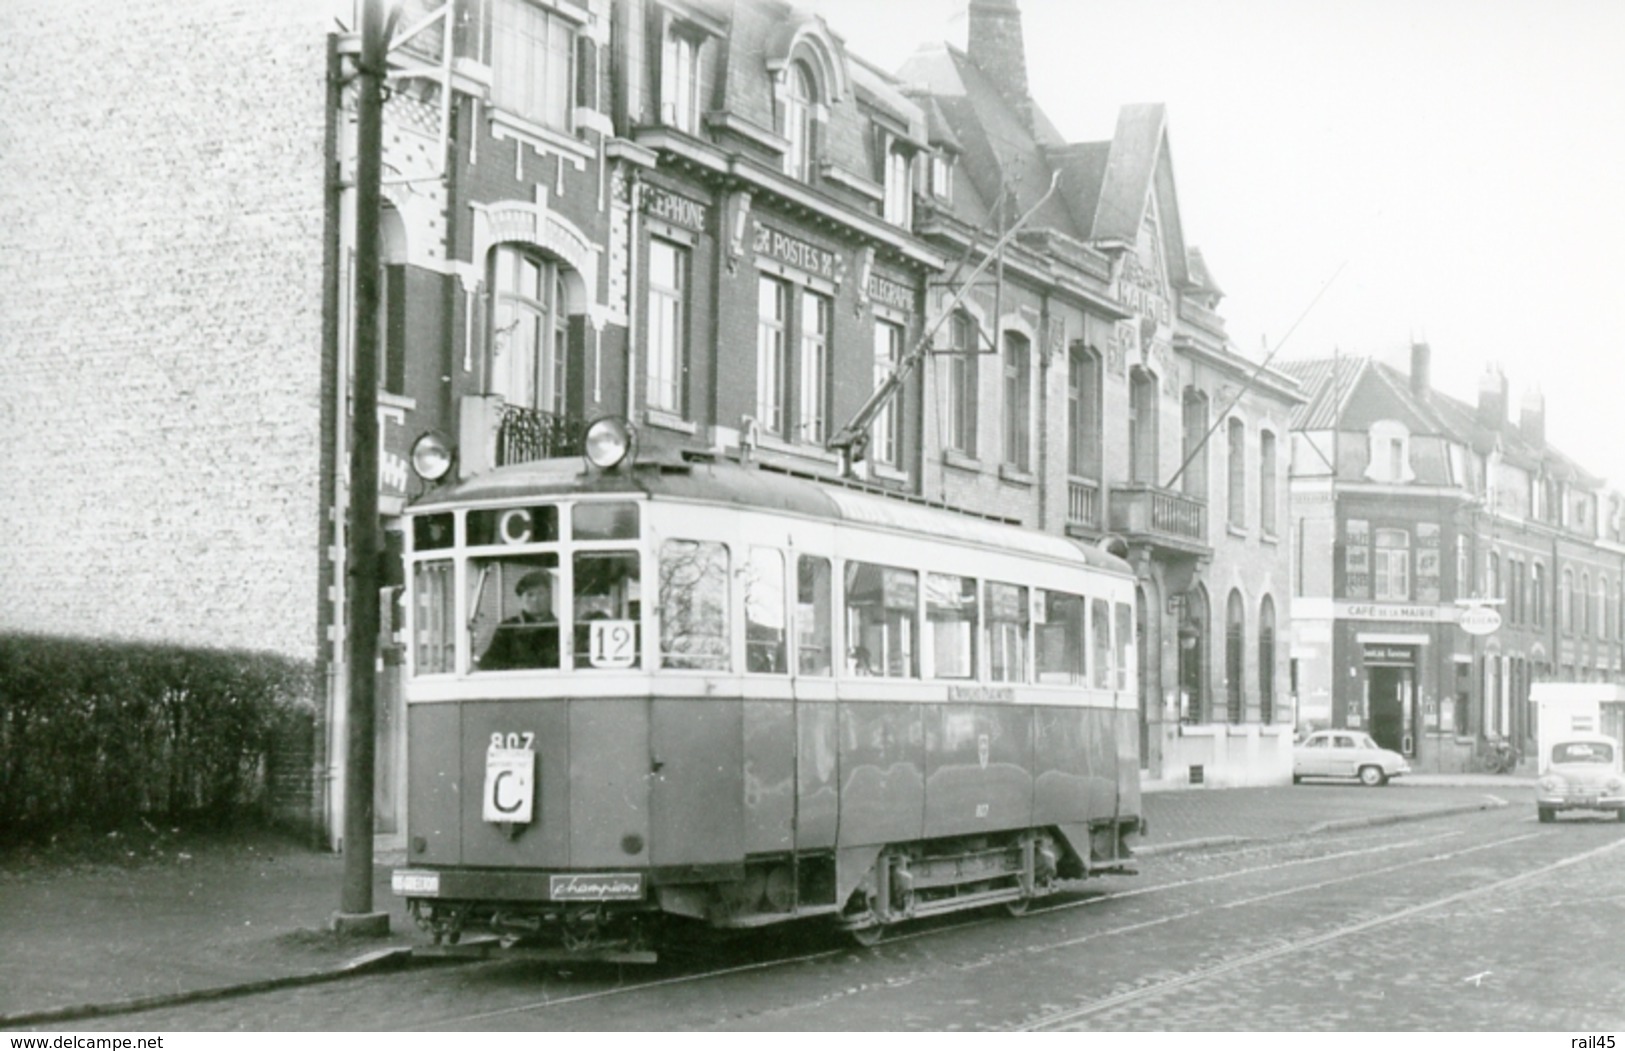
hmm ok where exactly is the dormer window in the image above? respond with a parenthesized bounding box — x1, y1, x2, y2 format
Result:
(1364, 420, 1413, 483)
(491, 0, 577, 133)
(929, 153, 953, 199)
(783, 61, 818, 181)
(660, 29, 702, 133)
(882, 138, 912, 226)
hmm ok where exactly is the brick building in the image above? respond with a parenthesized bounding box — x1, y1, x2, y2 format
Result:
(3, 0, 1312, 849)
(1284, 344, 1625, 773)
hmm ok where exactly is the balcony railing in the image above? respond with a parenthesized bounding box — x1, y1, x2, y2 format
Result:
(1108, 483, 1207, 545)
(1067, 477, 1101, 529)
(497, 404, 585, 466)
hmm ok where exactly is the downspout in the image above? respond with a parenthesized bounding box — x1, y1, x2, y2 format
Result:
(625, 167, 641, 418)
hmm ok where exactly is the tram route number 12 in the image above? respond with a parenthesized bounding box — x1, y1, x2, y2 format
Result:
(589, 619, 637, 668)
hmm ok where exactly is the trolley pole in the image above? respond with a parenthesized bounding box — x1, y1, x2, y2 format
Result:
(333, 0, 391, 935)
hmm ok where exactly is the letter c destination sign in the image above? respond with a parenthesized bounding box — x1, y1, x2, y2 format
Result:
(483, 747, 536, 824)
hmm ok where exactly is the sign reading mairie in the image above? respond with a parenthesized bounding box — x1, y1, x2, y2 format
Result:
(754, 222, 838, 279)
(866, 272, 913, 311)
(642, 186, 708, 231)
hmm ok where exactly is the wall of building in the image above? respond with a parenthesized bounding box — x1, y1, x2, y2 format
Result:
(0, 0, 336, 661)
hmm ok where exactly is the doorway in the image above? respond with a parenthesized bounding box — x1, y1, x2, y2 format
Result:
(1368, 666, 1414, 756)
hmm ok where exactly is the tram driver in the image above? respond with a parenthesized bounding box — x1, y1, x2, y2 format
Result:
(478, 569, 560, 671)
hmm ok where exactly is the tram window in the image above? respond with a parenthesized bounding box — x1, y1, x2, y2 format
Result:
(745, 547, 788, 674)
(412, 560, 455, 674)
(844, 561, 918, 678)
(413, 514, 454, 551)
(924, 573, 976, 680)
(467, 506, 558, 546)
(659, 539, 730, 670)
(796, 555, 833, 676)
(1036, 590, 1086, 685)
(573, 551, 641, 669)
(1115, 601, 1134, 690)
(986, 582, 1029, 683)
(573, 501, 639, 541)
(1091, 597, 1113, 689)
(470, 554, 562, 671)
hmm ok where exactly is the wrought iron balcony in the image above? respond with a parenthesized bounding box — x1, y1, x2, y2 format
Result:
(1108, 483, 1209, 555)
(497, 404, 585, 466)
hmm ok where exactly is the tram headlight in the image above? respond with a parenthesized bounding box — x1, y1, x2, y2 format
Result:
(410, 431, 455, 482)
(583, 416, 634, 470)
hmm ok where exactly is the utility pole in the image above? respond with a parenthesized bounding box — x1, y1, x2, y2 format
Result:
(333, 0, 392, 935)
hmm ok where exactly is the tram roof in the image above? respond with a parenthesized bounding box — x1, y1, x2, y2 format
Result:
(410, 457, 1133, 574)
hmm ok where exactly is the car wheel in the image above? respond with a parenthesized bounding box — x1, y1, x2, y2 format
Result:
(1538, 806, 1555, 823)
(1358, 765, 1386, 787)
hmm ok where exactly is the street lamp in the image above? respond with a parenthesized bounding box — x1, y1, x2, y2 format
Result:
(333, 0, 400, 936)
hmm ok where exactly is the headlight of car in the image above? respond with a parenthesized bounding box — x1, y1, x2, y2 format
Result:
(1539, 776, 1562, 792)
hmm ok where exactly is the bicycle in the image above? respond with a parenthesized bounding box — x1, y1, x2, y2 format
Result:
(1477, 735, 1520, 775)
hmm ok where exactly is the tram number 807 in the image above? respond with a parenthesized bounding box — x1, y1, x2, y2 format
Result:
(490, 731, 536, 751)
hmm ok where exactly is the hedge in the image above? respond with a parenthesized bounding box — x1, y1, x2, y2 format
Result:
(0, 633, 317, 842)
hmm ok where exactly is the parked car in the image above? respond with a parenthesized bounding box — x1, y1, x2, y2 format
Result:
(1535, 732, 1625, 823)
(1293, 730, 1410, 786)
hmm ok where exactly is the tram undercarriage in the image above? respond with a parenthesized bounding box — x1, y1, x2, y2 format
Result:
(401, 820, 1138, 960)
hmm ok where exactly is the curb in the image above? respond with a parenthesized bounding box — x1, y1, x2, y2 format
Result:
(1132, 794, 1509, 859)
(0, 945, 423, 1030)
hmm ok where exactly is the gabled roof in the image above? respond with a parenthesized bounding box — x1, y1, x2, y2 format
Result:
(1277, 357, 1368, 431)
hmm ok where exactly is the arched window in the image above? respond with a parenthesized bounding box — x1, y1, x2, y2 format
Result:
(1532, 562, 1545, 627)
(1581, 573, 1592, 637)
(945, 309, 977, 456)
(1068, 345, 1102, 481)
(1128, 367, 1158, 484)
(1225, 590, 1245, 724)
(1180, 586, 1209, 724)
(1259, 596, 1276, 724)
(491, 245, 572, 416)
(783, 60, 817, 181)
(1561, 568, 1574, 635)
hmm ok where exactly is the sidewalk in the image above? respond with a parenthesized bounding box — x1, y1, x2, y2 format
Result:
(0, 776, 1529, 1027)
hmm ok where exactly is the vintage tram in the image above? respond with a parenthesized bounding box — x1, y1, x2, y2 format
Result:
(391, 421, 1142, 959)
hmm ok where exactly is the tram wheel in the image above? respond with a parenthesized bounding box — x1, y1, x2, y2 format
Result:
(1004, 897, 1031, 917)
(847, 923, 885, 948)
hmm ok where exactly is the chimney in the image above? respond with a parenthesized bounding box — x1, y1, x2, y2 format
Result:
(1476, 364, 1507, 429)
(1520, 386, 1546, 446)
(1409, 341, 1431, 398)
(967, 0, 1032, 132)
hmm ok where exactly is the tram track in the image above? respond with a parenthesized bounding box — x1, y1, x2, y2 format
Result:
(82, 815, 1585, 1031)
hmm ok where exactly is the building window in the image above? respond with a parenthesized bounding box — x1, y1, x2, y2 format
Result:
(872, 320, 904, 467)
(1068, 345, 1102, 480)
(1374, 528, 1411, 601)
(660, 28, 701, 132)
(1225, 589, 1245, 724)
(1582, 572, 1592, 637)
(882, 142, 912, 227)
(1260, 429, 1278, 536)
(1227, 417, 1246, 528)
(1488, 551, 1500, 606)
(1259, 596, 1276, 723)
(1181, 388, 1208, 499)
(1002, 332, 1031, 471)
(929, 152, 953, 199)
(1129, 367, 1158, 484)
(490, 0, 575, 132)
(756, 275, 788, 435)
(797, 289, 831, 444)
(1532, 562, 1545, 627)
(1561, 568, 1574, 635)
(783, 60, 817, 181)
(491, 245, 570, 414)
(646, 238, 686, 414)
(1365, 420, 1411, 483)
(945, 310, 977, 456)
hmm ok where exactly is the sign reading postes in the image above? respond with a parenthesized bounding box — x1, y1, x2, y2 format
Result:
(753, 222, 839, 279)
(1458, 606, 1503, 636)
